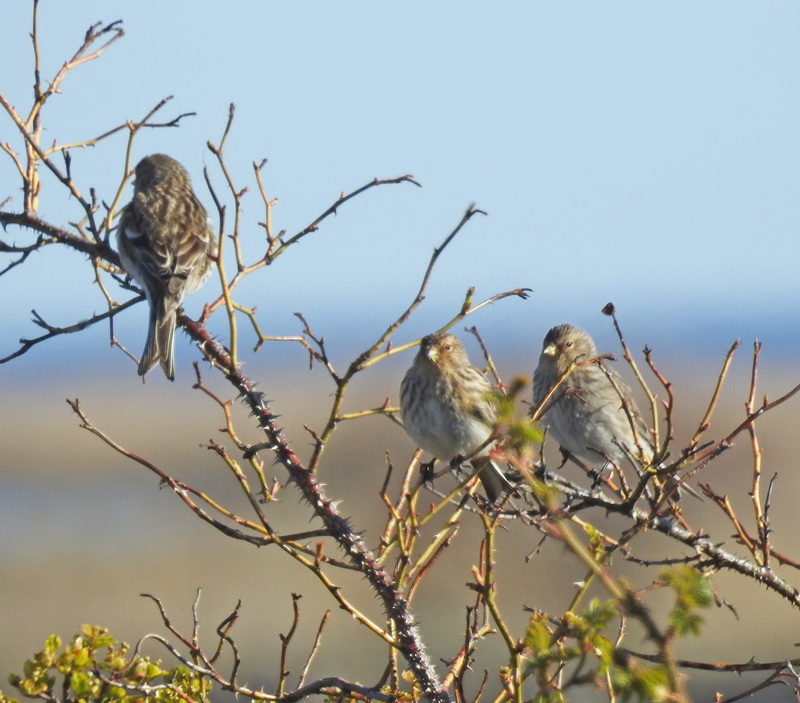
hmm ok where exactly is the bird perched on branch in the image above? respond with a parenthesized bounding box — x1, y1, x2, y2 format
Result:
(400, 332, 511, 503)
(117, 154, 217, 380)
(533, 323, 682, 499)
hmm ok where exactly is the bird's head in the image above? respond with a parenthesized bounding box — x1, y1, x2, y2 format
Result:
(540, 324, 598, 372)
(418, 332, 469, 369)
(133, 154, 189, 193)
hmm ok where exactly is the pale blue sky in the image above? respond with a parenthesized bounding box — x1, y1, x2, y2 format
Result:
(2, 2, 799, 371)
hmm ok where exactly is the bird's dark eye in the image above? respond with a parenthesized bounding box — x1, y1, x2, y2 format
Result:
(565, 341, 573, 348)
(445, 344, 451, 351)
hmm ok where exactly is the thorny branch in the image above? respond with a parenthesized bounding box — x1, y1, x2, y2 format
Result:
(175, 315, 453, 703)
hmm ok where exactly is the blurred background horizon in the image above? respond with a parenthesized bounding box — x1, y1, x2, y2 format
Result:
(2, 2, 800, 701)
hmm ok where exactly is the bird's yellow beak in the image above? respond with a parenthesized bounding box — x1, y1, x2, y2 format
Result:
(543, 343, 557, 357)
(425, 347, 439, 363)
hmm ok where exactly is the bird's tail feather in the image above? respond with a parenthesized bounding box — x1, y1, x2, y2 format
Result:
(139, 304, 176, 381)
(474, 456, 514, 503)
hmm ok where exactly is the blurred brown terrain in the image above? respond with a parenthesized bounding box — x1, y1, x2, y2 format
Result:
(2, 349, 800, 702)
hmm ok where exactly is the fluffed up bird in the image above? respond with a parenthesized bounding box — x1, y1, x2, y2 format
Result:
(532, 323, 689, 500)
(400, 332, 512, 503)
(117, 154, 218, 380)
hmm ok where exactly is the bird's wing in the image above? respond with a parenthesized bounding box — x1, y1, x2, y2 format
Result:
(463, 366, 497, 426)
(599, 362, 654, 455)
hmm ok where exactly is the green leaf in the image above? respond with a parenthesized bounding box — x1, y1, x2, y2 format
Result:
(583, 598, 616, 630)
(93, 633, 115, 649)
(507, 421, 544, 449)
(44, 635, 61, 654)
(592, 634, 614, 672)
(614, 665, 670, 703)
(669, 609, 704, 637)
(70, 672, 90, 695)
(524, 617, 551, 654)
(106, 684, 126, 700)
(72, 647, 91, 670)
(662, 566, 713, 608)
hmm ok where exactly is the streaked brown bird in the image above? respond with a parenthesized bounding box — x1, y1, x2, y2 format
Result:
(532, 323, 654, 476)
(532, 323, 696, 501)
(117, 154, 217, 380)
(400, 332, 511, 503)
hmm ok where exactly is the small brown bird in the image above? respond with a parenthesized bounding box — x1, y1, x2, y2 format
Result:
(532, 324, 700, 502)
(400, 332, 511, 502)
(532, 323, 654, 478)
(117, 154, 217, 380)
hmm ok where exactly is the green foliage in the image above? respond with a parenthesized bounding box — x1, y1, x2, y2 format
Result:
(579, 522, 607, 560)
(662, 565, 713, 637)
(611, 663, 671, 703)
(519, 583, 712, 702)
(1, 626, 207, 703)
(491, 376, 544, 455)
(524, 599, 619, 696)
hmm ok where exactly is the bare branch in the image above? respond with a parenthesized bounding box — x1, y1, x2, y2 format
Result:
(1, 296, 141, 364)
(296, 610, 330, 689)
(278, 175, 421, 254)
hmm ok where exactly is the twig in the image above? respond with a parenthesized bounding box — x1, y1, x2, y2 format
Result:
(1, 296, 141, 364)
(205, 108, 239, 371)
(202, 174, 421, 309)
(625, 649, 800, 672)
(689, 339, 741, 451)
(297, 610, 330, 688)
(466, 325, 503, 387)
(278, 176, 421, 253)
(277, 594, 302, 697)
(601, 303, 661, 450)
(745, 341, 768, 566)
(210, 600, 242, 675)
